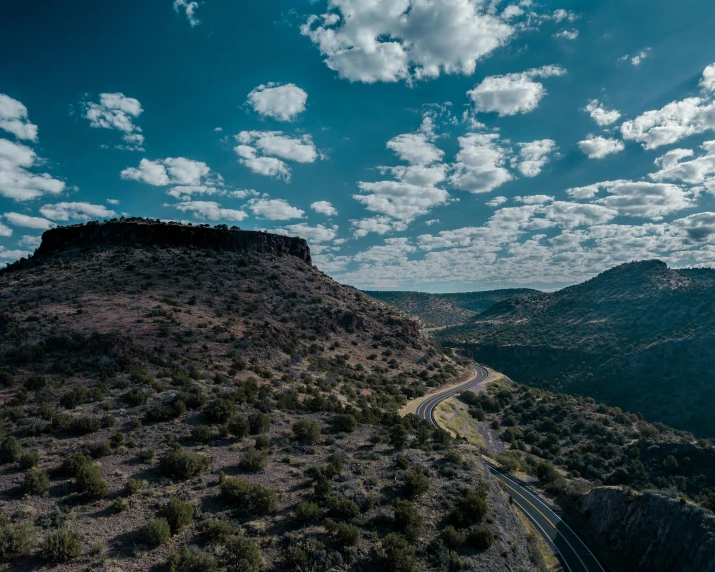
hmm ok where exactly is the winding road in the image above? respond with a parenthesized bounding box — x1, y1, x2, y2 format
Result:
(416, 364, 606, 572)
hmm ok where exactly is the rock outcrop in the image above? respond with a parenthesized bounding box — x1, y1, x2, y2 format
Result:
(27, 219, 312, 264)
(576, 487, 715, 572)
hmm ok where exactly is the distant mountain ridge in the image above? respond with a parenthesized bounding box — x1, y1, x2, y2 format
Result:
(437, 260, 715, 436)
(363, 288, 540, 327)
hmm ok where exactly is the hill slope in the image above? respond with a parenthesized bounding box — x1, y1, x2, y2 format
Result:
(0, 220, 543, 571)
(438, 260, 715, 436)
(363, 289, 540, 328)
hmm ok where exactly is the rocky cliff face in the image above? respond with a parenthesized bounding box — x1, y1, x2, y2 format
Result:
(27, 219, 312, 263)
(575, 487, 715, 572)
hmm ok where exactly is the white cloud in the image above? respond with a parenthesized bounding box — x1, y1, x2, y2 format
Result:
(3, 212, 55, 230)
(311, 201, 337, 216)
(584, 99, 621, 126)
(514, 139, 557, 176)
(301, 0, 514, 84)
(552, 9, 578, 23)
(39, 202, 116, 221)
(591, 180, 695, 219)
(247, 83, 308, 122)
(424, 219, 439, 226)
(106, 198, 120, 205)
(173, 0, 200, 26)
(450, 133, 513, 193)
(354, 237, 416, 265)
(351, 216, 407, 238)
(83, 93, 144, 150)
(0, 222, 11, 237)
(514, 194, 554, 205)
(0, 94, 38, 141)
(354, 180, 450, 222)
(467, 65, 566, 116)
(386, 133, 444, 165)
(0, 247, 30, 260)
(650, 141, 715, 184)
(235, 131, 319, 181)
(0, 139, 66, 201)
(701, 64, 715, 93)
(121, 157, 224, 198)
(234, 147, 291, 181)
(578, 136, 626, 159)
(273, 223, 338, 244)
(248, 198, 305, 220)
(172, 200, 247, 221)
(629, 48, 651, 66)
(540, 201, 617, 228)
(554, 29, 578, 40)
(18, 235, 42, 248)
(566, 184, 601, 199)
(486, 196, 507, 207)
(673, 212, 715, 242)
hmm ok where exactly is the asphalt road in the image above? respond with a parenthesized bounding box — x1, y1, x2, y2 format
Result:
(417, 364, 606, 572)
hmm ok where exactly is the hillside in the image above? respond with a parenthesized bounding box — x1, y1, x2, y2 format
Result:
(438, 260, 715, 436)
(363, 289, 540, 328)
(0, 220, 544, 571)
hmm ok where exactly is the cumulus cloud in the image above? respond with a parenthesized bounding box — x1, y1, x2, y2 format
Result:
(540, 201, 617, 228)
(248, 198, 305, 220)
(311, 201, 337, 216)
(0, 247, 30, 260)
(514, 139, 557, 176)
(467, 65, 566, 116)
(578, 136, 626, 159)
(247, 83, 308, 121)
(554, 29, 578, 40)
(301, 0, 515, 84)
(39, 202, 116, 221)
(173, 0, 200, 26)
(386, 133, 444, 165)
(18, 235, 42, 248)
(450, 133, 513, 193)
(120, 156, 226, 198)
(701, 64, 715, 93)
(172, 200, 247, 221)
(673, 212, 715, 241)
(83, 93, 144, 150)
(354, 237, 415, 265)
(0, 94, 38, 141)
(273, 223, 338, 244)
(584, 99, 621, 126)
(354, 181, 450, 222)
(620, 48, 651, 66)
(650, 141, 715, 184)
(486, 196, 507, 207)
(0, 139, 66, 201)
(0, 222, 11, 237)
(3, 212, 55, 230)
(235, 131, 319, 181)
(351, 216, 407, 238)
(590, 180, 695, 219)
(552, 9, 578, 23)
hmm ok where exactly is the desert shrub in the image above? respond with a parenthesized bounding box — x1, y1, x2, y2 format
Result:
(240, 446, 268, 472)
(124, 388, 151, 406)
(452, 488, 488, 527)
(0, 370, 15, 388)
(70, 416, 101, 435)
(111, 432, 125, 446)
(141, 518, 171, 548)
(59, 452, 92, 476)
(159, 449, 210, 480)
(466, 526, 494, 550)
(125, 478, 144, 495)
(114, 497, 129, 513)
(88, 440, 112, 458)
(228, 417, 250, 439)
(75, 462, 109, 498)
(292, 419, 321, 445)
(203, 520, 235, 544)
(536, 461, 561, 483)
(169, 545, 219, 572)
(219, 475, 277, 515)
(22, 468, 50, 495)
(0, 437, 22, 463)
(19, 450, 40, 469)
(254, 435, 270, 450)
(248, 412, 270, 435)
(295, 501, 321, 522)
(51, 412, 72, 432)
(440, 525, 466, 548)
(42, 528, 82, 562)
(0, 517, 37, 561)
(401, 467, 430, 498)
(396, 456, 410, 470)
(191, 425, 213, 442)
(160, 498, 194, 534)
(326, 496, 360, 519)
(145, 400, 186, 422)
(219, 536, 262, 572)
(376, 533, 416, 572)
(389, 425, 409, 449)
(332, 414, 358, 433)
(203, 398, 236, 424)
(393, 499, 423, 542)
(324, 518, 361, 547)
(60, 386, 90, 409)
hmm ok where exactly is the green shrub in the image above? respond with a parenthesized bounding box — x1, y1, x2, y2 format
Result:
(22, 468, 50, 495)
(295, 501, 321, 522)
(536, 461, 561, 483)
(42, 528, 82, 562)
(124, 478, 144, 495)
(326, 496, 360, 519)
(70, 416, 101, 435)
(254, 435, 270, 450)
(124, 388, 151, 406)
(401, 468, 430, 498)
(75, 462, 109, 498)
(141, 518, 171, 548)
(239, 446, 268, 473)
(111, 432, 125, 446)
(160, 498, 194, 534)
(159, 449, 210, 480)
(59, 452, 92, 476)
(19, 451, 40, 469)
(324, 518, 360, 547)
(202, 399, 236, 424)
(60, 386, 90, 409)
(396, 456, 410, 470)
(332, 414, 358, 433)
(393, 499, 423, 542)
(89, 440, 112, 458)
(203, 520, 235, 544)
(376, 533, 416, 572)
(0, 437, 22, 463)
(0, 518, 37, 560)
(440, 525, 466, 548)
(191, 425, 213, 442)
(169, 545, 219, 572)
(228, 417, 250, 439)
(51, 412, 72, 432)
(219, 475, 277, 515)
(219, 536, 262, 572)
(467, 526, 494, 550)
(452, 488, 488, 527)
(0, 370, 15, 388)
(248, 412, 270, 435)
(389, 425, 409, 449)
(114, 498, 129, 513)
(292, 419, 321, 445)
(145, 400, 186, 422)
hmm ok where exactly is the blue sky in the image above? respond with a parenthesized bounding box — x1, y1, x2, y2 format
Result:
(2, 0, 715, 291)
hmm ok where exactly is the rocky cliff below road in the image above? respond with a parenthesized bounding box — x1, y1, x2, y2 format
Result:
(575, 487, 715, 572)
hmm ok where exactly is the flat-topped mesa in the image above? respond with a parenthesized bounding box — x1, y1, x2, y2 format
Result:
(32, 219, 312, 264)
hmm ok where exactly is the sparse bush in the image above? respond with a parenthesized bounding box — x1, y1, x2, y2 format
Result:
(60, 386, 90, 409)
(295, 501, 321, 522)
(219, 475, 277, 515)
(0, 517, 37, 561)
(59, 452, 92, 476)
(452, 488, 488, 527)
(159, 449, 210, 480)
(0, 436, 22, 463)
(466, 526, 494, 550)
(70, 416, 101, 435)
(145, 400, 186, 422)
(141, 517, 171, 548)
(111, 431, 125, 446)
(248, 412, 270, 435)
(51, 412, 72, 432)
(229, 417, 250, 439)
(203, 398, 236, 424)
(440, 525, 466, 548)
(75, 462, 109, 498)
(22, 468, 50, 495)
(254, 435, 270, 450)
(19, 450, 40, 469)
(160, 498, 194, 534)
(169, 545, 219, 572)
(125, 478, 144, 495)
(376, 533, 416, 572)
(191, 425, 213, 442)
(326, 496, 360, 519)
(219, 536, 262, 572)
(114, 497, 129, 513)
(42, 528, 82, 562)
(390, 425, 409, 449)
(0, 370, 15, 388)
(324, 518, 361, 547)
(292, 419, 321, 445)
(203, 520, 235, 544)
(240, 446, 268, 472)
(393, 499, 423, 542)
(89, 440, 112, 458)
(401, 467, 430, 498)
(332, 414, 358, 433)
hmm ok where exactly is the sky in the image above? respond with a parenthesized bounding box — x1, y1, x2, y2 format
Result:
(2, 0, 715, 292)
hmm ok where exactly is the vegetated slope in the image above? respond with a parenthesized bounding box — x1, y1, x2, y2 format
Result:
(363, 289, 540, 328)
(0, 220, 544, 572)
(439, 260, 715, 437)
